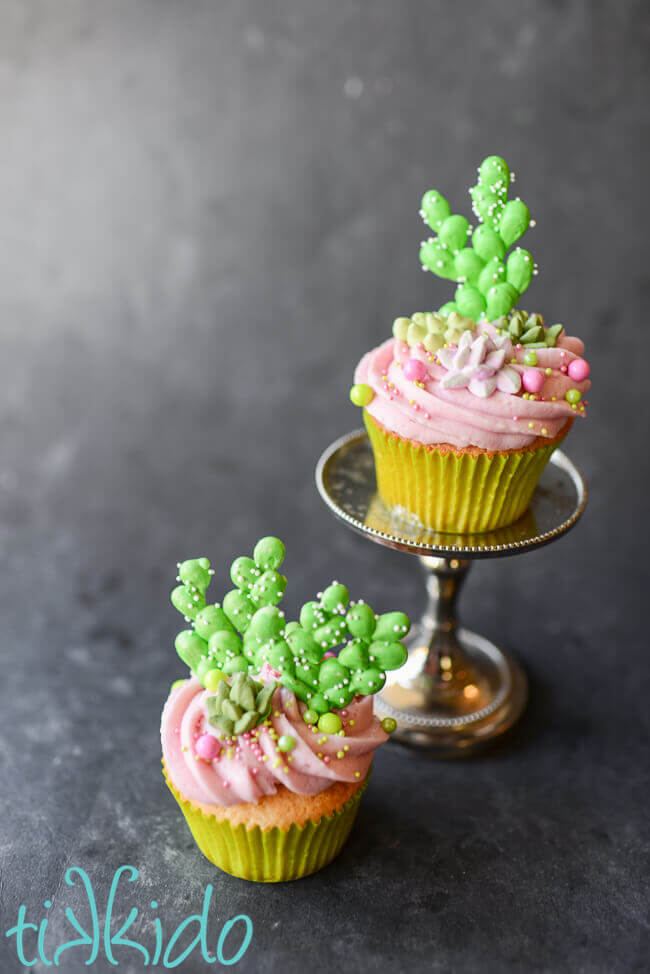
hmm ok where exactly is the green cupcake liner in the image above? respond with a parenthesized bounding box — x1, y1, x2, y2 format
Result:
(365, 411, 566, 533)
(164, 767, 368, 883)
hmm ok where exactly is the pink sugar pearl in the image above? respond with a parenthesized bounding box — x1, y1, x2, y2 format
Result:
(195, 734, 220, 760)
(568, 358, 590, 381)
(522, 369, 545, 394)
(323, 651, 337, 659)
(403, 358, 429, 383)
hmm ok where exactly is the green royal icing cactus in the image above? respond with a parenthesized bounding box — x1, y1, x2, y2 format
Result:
(384, 156, 567, 357)
(171, 538, 411, 725)
(419, 155, 537, 321)
(171, 537, 288, 683)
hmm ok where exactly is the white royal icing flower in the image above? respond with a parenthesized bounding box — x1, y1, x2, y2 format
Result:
(437, 330, 522, 398)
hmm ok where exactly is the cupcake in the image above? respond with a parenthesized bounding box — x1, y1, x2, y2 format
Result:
(161, 536, 409, 882)
(350, 155, 591, 533)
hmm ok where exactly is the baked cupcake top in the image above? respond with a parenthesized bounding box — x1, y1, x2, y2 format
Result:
(350, 156, 591, 450)
(161, 538, 409, 807)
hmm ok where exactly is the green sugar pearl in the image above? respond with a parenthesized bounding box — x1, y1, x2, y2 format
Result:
(565, 388, 582, 404)
(302, 708, 319, 725)
(277, 734, 295, 752)
(349, 383, 374, 407)
(523, 350, 538, 367)
(381, 717, 397, 734)
(317, 713, 343, 735)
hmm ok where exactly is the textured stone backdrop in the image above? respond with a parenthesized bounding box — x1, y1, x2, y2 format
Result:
(0, 2, 647, 972)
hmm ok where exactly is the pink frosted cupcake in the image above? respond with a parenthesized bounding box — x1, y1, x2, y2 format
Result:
(354, 318, 589, 532)
(161, 536, 410, 882)
(350, 155, 591, 532)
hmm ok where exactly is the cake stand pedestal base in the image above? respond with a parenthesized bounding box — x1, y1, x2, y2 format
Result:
(375, 557, 527, 755)
(315, 430, 587, 756)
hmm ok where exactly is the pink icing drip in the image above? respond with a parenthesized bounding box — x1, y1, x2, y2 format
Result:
(161, 678, 387, 806)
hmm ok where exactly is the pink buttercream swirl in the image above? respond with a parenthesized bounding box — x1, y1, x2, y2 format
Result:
(161, 677, 387, 807)
(355, 323, 591, 451)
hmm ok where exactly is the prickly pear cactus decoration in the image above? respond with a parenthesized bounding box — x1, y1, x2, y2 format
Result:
(419, 155, 538, 321)
(171, 537, 288, 685)
(170, 538, 412, 729)
(297, 586, 410, 712)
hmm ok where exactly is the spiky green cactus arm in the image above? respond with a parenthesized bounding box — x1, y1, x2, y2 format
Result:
(419, 155, 537, 320)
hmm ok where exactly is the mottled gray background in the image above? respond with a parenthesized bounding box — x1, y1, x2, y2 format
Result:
(0, 1, 648, 972)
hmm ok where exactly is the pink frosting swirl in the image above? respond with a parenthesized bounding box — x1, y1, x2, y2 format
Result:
(161, 677, 387, 807)
(355, 324, 591, 451)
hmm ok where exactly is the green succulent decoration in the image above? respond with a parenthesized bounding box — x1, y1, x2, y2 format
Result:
(170, 538, 410, 723)
(492, 310, 564, 349)
(205, 673, 276, 737)
(392, 310, 478, 351)
(419, 155, 538, 321)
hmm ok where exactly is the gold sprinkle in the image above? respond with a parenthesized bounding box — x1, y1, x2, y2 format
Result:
(528, 422, 535, 429)
(541, 427, 548, 435)
(349, 719, 355, 727)
(355, 771, 361, 778)
(337, 750, 345, 759)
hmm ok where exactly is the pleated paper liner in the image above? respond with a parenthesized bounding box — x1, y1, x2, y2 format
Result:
(163, 763, 368, 883)
(364, 412, 569, 533)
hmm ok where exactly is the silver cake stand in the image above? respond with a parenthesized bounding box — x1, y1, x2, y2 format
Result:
(315, 429, 587, 757)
